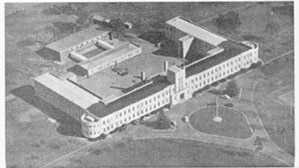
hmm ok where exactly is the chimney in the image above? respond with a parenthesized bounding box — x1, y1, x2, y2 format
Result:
(141, 72, 146, 81)
(164, 61, 169, 72)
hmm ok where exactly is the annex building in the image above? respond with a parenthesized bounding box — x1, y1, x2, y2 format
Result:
(34, 16, 260, 139)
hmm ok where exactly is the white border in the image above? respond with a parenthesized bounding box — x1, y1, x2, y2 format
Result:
(1, 0, 297, 167)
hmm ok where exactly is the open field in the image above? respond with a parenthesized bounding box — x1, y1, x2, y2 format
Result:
(6, 96, 88, 168)
(254, 53, 294, 155)
(189, 106, 252, 139)
(63, 138, 285, 167)
(202, 2, 293, 63)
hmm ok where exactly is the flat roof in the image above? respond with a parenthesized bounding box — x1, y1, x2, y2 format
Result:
(45, 25, 109, 52)
(87, 75, 171, 118)
(34, 73, 100, 109)
(76, 38, 184, 100)
(166, 16, 227, 46)
(185, 40, 251, 77)
(80, 42, 139, 70)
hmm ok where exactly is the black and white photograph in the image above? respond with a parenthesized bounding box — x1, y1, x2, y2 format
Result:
(4, 1, 295, 167)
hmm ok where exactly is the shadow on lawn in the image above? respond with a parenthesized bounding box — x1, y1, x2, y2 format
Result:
(10, 85, 84, 138)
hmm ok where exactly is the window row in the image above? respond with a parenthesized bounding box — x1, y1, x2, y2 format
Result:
(102, 97, 170, 131)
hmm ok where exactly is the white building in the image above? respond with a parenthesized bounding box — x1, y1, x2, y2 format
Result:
(34, 16, 260, 139)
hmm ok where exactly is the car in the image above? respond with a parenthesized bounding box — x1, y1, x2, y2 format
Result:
(220, 94, 231, 100)
(182, 116, 190, 123)
(224, 103, 234, 107)
(117, 69, 128, 76)
(131, 120, 139, 125)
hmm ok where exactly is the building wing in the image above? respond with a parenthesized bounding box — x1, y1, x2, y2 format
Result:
(45, 26, 109, 52)
(34, 73, 100, 109)
(166, 16, 227, 46)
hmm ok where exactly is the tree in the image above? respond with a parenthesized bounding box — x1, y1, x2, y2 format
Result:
(110, 18, 127, 40)
(214, 11, 241, 33)
(254, 136, 263, 147)
(254, 136, 264, 156)
(224, 80, 240, 97)
(155, 111, 172, 130)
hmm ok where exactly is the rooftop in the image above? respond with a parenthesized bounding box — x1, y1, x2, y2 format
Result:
(87, 75, 171, 118)
(34, 73, 100, 109)
(45, 25, 109, 52)
(185, 40, 251, 77)
(166, 16, 227, 46)
(79, 42, 139, 70)
(75, 38, 184, 100)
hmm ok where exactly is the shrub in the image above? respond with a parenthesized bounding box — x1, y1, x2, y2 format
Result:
(214, 11, 241, 33)
(224, 80, 240, 97)
(254, 136, 263, 147)
(52, 22, 81, 35)
(155, 111, 173, 130)
(110, 18, 127, 39)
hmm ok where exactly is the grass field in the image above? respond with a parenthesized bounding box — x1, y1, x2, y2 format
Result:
(189, 106, 252, 139)
(6, 98, 87, 168)
(254, 53, 294, 155)
(63, 138, 285, 167)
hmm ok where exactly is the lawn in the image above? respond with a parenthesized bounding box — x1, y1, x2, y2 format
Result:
(189, 106, 252, 139)
(201, 2, 293, 63)
(63, 138, 286, 167)
(253, 53, 294, 155)
(6, 97, 87, 168)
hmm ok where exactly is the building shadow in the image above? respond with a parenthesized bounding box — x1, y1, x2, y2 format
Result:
(67, 65, 86, 77)
(36, 47, 59, 61)
(152, 40, 179, 58)
(139, 30, 167, 44)
(110, 85, 126, 91)
(10, 85, 84, 138)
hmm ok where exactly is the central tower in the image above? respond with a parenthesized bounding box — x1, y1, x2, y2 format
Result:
(167, 65, 192, 106)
